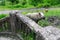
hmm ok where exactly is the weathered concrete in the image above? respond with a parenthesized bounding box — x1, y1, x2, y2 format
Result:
(40, 26, 60, 40)
(16, 12, 60, 40)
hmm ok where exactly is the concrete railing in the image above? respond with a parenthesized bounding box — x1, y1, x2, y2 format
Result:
(0, 12, 60, 40)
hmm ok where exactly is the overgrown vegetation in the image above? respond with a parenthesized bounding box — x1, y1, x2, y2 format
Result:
(0, 0, 60, 10)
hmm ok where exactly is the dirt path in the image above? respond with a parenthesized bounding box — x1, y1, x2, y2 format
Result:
(0, 7, 60, 14)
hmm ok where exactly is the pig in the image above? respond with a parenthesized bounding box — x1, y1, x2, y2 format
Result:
(26, 12, 45, 22)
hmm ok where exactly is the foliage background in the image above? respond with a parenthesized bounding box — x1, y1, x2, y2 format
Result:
(0, 0, 60, 9)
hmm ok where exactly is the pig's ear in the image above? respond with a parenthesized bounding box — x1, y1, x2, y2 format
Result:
(39, 13, 41, 15)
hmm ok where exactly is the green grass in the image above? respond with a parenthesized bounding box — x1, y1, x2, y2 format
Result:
(0, 14, 8, 19)
(44, 8, 60, 17)
(38, 19, 50, 27)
